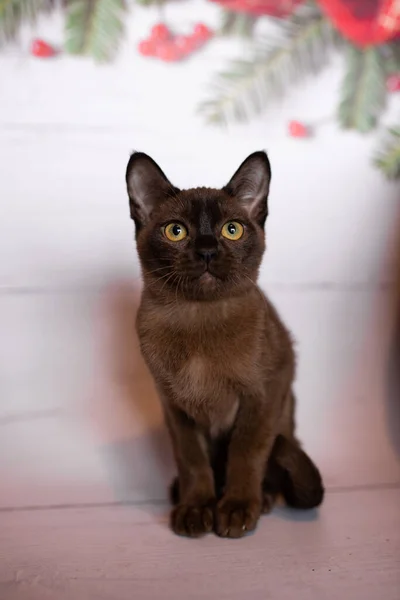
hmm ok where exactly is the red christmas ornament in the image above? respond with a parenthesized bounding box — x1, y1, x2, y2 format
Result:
(150, 23, 171, 42)
(156, 42, 181, 62)
(174, 35, 196, 56)
(288, 120, 308, 138)
(138, 39, 156, 57)
(387, 74, 400, 92)
(30, 39, 55, 58)
(138, 21, 213, 62)
(316, 0, 400, 47)
(209, 0, 305, 17)
(193, 23, 213, 40)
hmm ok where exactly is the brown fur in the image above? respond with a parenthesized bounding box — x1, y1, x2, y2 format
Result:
(126, 151, 324, 538)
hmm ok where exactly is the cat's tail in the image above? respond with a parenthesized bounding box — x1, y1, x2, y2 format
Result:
(265, 435, 324, 509)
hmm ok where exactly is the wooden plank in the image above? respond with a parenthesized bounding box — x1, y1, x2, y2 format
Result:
(1, 488, 399, 600)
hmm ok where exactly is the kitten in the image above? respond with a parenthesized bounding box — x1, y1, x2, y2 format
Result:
(125, 151, 324, 538)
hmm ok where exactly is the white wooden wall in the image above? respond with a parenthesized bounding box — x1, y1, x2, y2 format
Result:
(0, 2, 399, 598)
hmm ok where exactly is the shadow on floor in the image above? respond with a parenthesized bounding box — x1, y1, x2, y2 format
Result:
(92, 279, 175, 504)
(272, 505, 320, 522)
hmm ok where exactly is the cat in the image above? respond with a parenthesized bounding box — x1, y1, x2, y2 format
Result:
(125, 150, 324, 538)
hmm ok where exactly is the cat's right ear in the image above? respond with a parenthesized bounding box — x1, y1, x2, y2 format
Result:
(125, 152, 179, 229)
(224, 151, 271, 227)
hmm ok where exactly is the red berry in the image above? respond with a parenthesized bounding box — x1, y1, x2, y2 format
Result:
(30, 39, 55, 58)
(193, 23, 212, 41)
(156, 43, 181, 62)
(288, 120, 308, 138)
(138, 39, 156, 57)
(173, 35, 195, 57)
(387, 74, 400, 92)
(151, 23, 170, 42)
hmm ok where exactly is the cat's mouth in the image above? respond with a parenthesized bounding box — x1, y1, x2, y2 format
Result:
(199, 271, 216, 284)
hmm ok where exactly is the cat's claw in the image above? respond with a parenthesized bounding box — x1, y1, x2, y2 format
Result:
(216, 497, 261, 538)
(171, 502, 214, 538)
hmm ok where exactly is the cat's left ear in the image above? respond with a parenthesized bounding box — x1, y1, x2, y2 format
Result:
(126, 152, 180, 229)
(224, 151, 271, 227)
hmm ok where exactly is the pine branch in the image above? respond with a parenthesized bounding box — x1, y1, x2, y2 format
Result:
(64, 0, 126, 63)
(198, 12, 339, 125)
(0, 0, 53, 45)
(381, 40, 400, 75)
(375, 124, 400, 181)
(338, 45, 387, 133)
(134, 0, 163, 5)
(220, 9, 256, 37)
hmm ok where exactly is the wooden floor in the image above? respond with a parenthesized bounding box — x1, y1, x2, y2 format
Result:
(1, 488, 399, 600)
(1, 2, 399, 599)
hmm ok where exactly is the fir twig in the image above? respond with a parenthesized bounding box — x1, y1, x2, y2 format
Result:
(64, 0, 126, 63)
(135, 0, 164, 5)
(375, 124, 400, 181)
(381, 40, 400, 75)
(338, 45, 387, 133)
(220, 9, 256, 37)
(0, 0, 53, 45)
(198, 12, 339, 125)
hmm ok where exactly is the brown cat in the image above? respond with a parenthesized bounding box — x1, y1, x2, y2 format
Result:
(125, 151, 324, 538)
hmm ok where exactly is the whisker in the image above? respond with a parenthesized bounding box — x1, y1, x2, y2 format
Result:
(145, 270, 176, 289)
(146, 266, 172, 276)
(159, 271, 178, 295)
(243, 274, 267, 307)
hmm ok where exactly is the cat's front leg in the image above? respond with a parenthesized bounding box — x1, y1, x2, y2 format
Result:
(216, 388, 279, 539)
(165, 405, 216, 538)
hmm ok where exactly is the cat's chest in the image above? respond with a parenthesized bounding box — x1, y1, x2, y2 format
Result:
(139, 300, 262, 420)
(174, 353, 240, 431)
(165, 328, 256, 388)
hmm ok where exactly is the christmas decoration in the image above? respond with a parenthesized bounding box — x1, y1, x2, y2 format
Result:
(288, 120, 309, 137)
(0, 0, 148, 62)
(30, 37, 55, 57)
(198, 8, 339, 125)
(156, 42, 181, 62)
(387, 73, 400, 91)
(199, 0, 400, 179)
(137, 22, 213, 62)
(174, 34, 196, 56)
(338, 45, 387, 132)
(193, 23, 213, 40)
(375, 124, 400, 179)
(0, 0, 399, 178)
(65, 0, 126, 63)
(317, 0, 400, 47)
(220, 10, 257, 37)
(0, 1, 214, 63)
(210, 0, 305, 18)
(151, 23, 170, 42)
(0, 0, 53, 46)
(138, 39, 156, 57)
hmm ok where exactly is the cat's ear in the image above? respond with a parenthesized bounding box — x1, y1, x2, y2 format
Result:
(126, 152, 180, 228)
(224, 151, 271, 227)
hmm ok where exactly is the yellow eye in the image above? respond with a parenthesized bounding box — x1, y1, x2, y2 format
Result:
(164, 222, 188, 242)
(221, 221, 244, 241)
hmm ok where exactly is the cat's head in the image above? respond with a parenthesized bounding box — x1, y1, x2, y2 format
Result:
(126, 151, 271, 301)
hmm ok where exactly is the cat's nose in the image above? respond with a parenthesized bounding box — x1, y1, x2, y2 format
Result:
(196, 248, 217, 264)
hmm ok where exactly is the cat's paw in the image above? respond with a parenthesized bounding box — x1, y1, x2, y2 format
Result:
(216, 496, 261, 538)
(171, 502, 214, 538)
